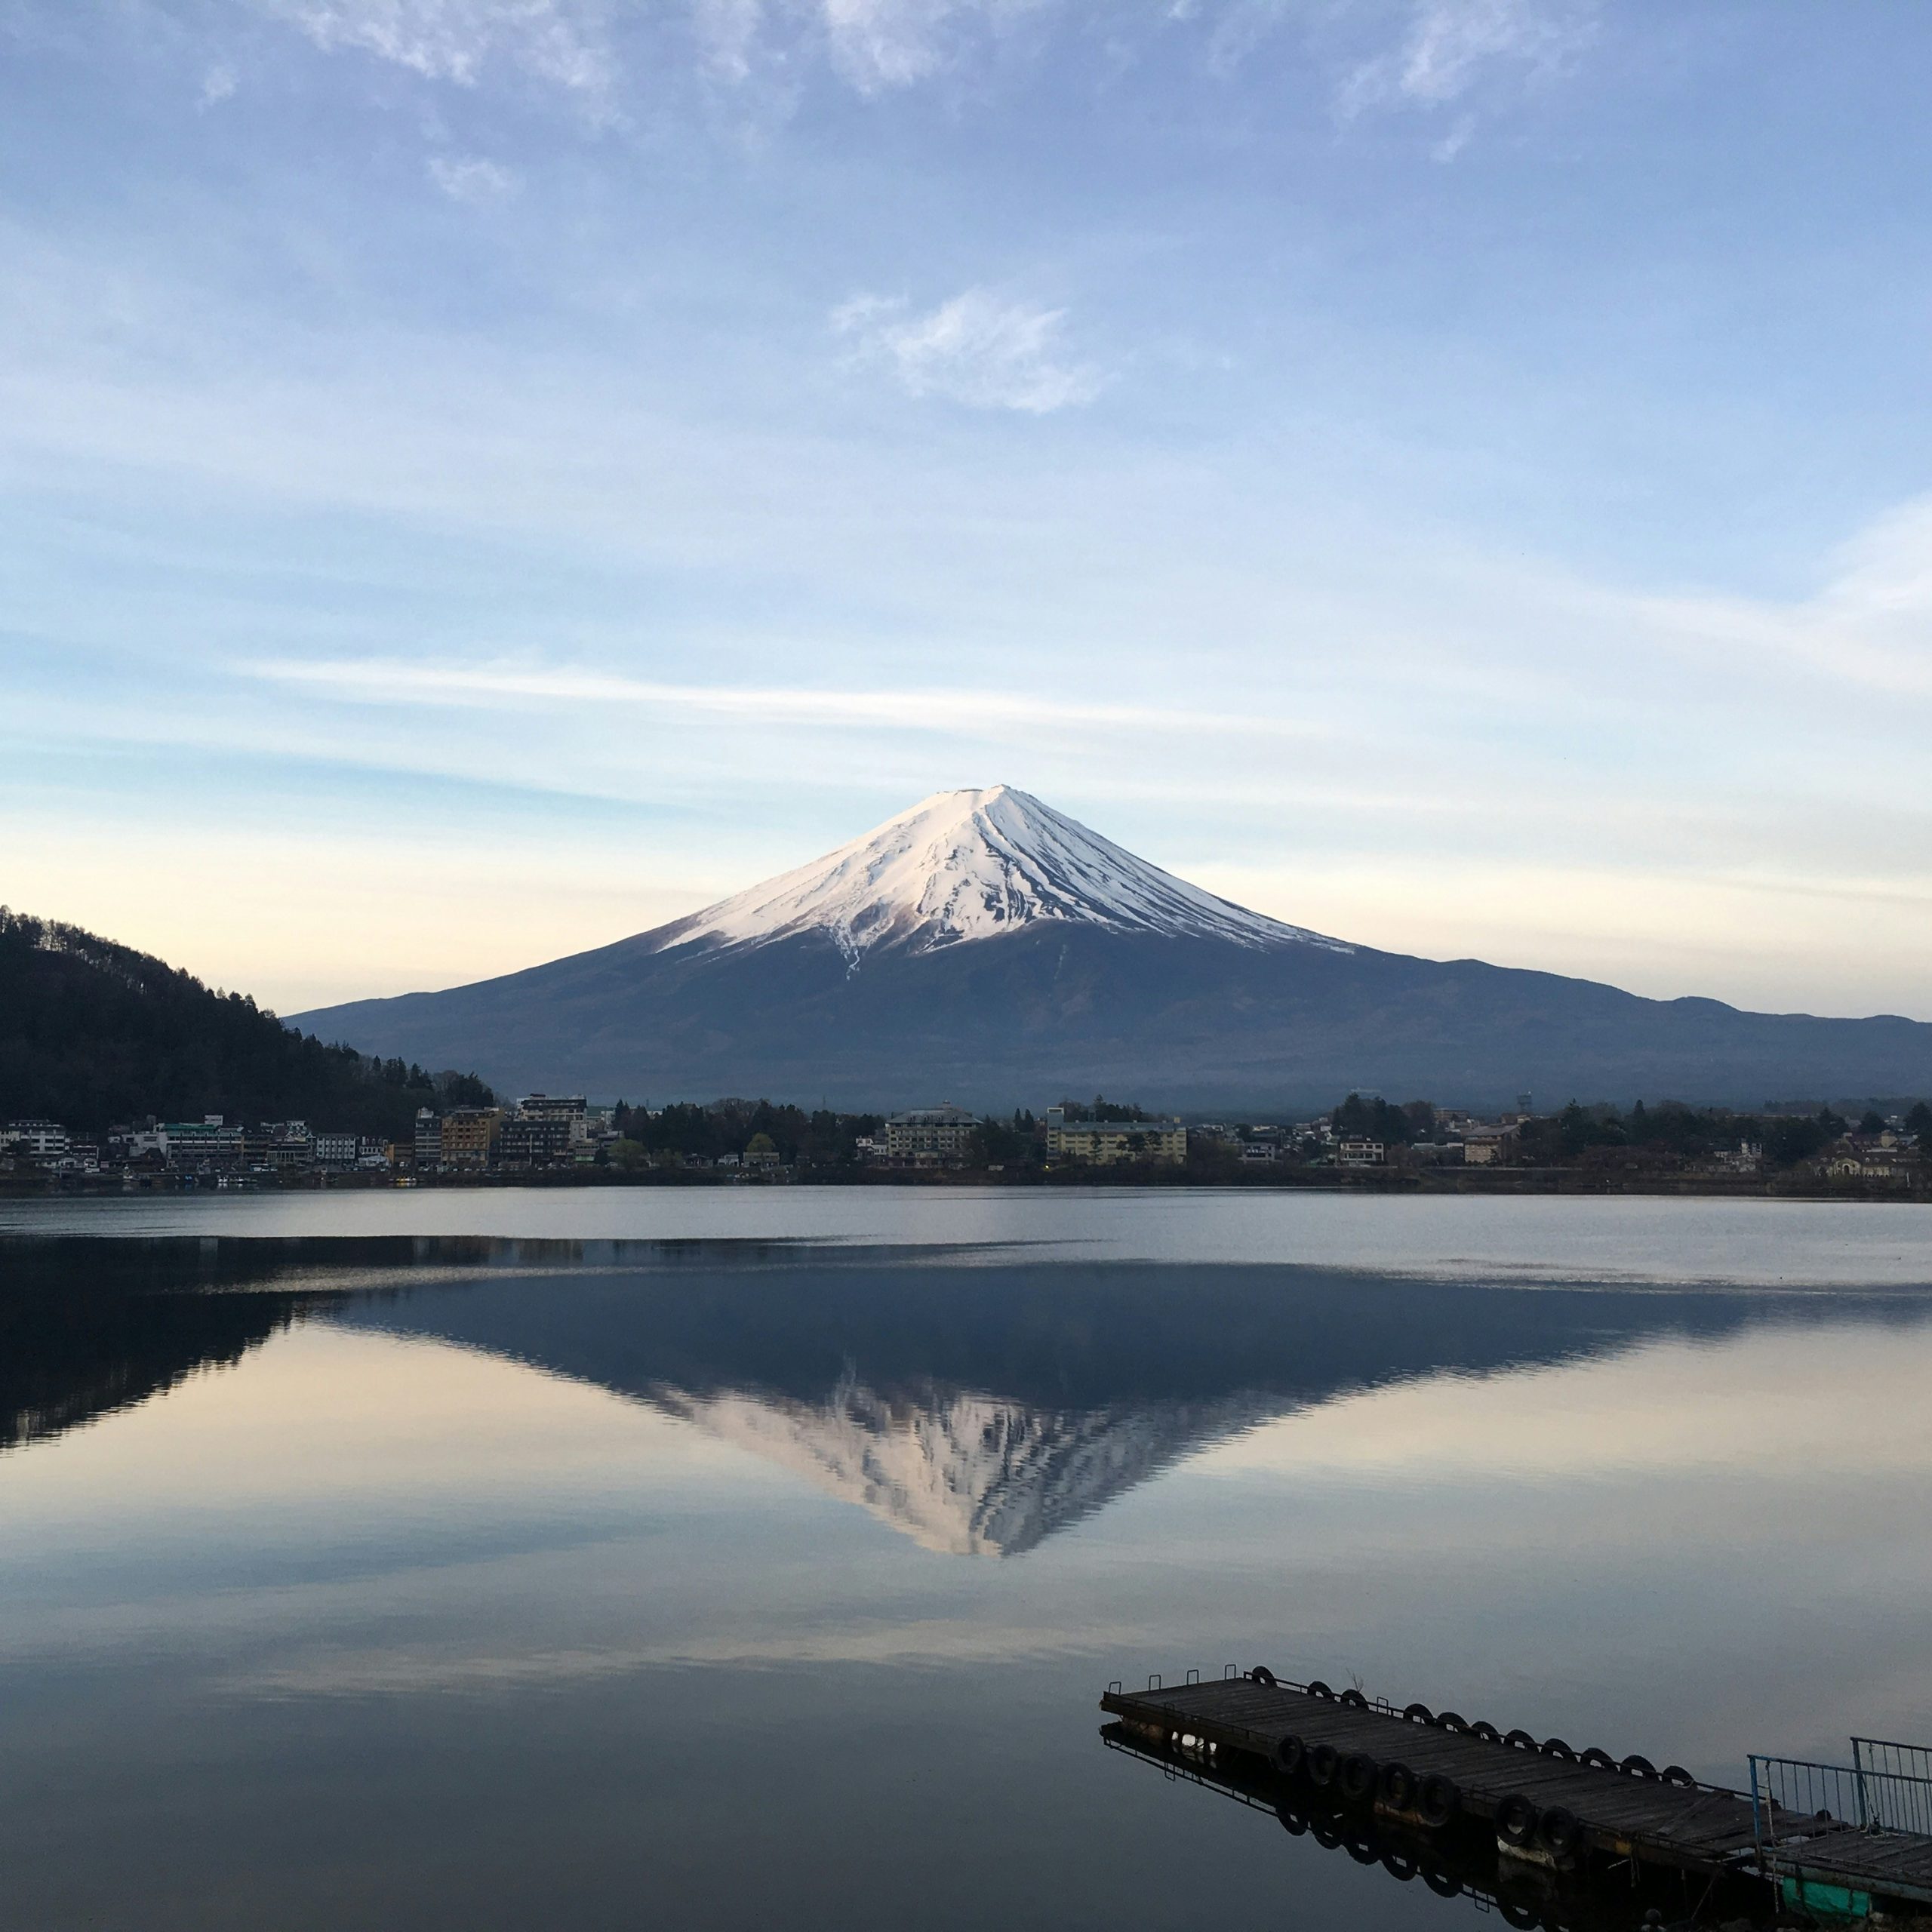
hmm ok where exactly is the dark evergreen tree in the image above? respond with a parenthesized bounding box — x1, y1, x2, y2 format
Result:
(0, 908, 492, 1137)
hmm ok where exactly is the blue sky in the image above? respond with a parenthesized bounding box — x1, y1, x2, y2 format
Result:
(6, 0, 1932, 1017)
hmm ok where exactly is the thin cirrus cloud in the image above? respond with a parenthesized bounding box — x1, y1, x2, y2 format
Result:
(197, 62, 240, 108)
(426, 153, 518, 201)
(229, 0, 1596, 121)
(697, 0, 1069, 94)
(833, 290, 1106, 414)
(1338, 0, 1598, 118)
(249, 0, 615, 93)
(240, 657, 1322, 745)
(256, 0, 992, 99)
(1641, 494, 1932, 703)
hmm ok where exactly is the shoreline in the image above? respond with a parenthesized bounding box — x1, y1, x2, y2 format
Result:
(6, 1165, 1928, 1204)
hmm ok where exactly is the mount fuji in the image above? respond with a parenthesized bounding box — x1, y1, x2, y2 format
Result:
(294, 786, 1932, 1109)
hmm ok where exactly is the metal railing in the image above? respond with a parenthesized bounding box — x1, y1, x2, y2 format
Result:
(1751, 1749, 1932, 1844)
(1853, 1739, 1932, 1837)
(1854, 1736, 1932, 1813)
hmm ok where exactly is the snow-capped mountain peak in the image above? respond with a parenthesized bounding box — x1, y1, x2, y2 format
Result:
(656, 785, 1346, 964)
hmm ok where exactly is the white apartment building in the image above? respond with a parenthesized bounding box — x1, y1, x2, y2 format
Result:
(518, 1094, 589, 1143)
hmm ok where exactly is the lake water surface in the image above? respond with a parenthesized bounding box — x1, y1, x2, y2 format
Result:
(3, 1189, 1930, 1929)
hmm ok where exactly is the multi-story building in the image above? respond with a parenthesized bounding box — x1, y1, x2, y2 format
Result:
(440, 1107, 503, 1171)
(517, 1095, 589, 1143)
(883, 1105, 983, 1166)
(1460, 1124, 1518, 1167)
(260, 1123, 312, 1173)
(1044, 1115, 1187, 1165)
(500, 1116, 571, 1167)
(1337, 1137, 1386, 1168)
(163, 1117, 244, 1168)
(414, 1109, 443, 1172)
(108, 1125, 171, 1164)
(313, 1133, 360, 1168)
(4, 1120, 70, 1159)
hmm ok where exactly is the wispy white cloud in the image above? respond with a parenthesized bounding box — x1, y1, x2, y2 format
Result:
(833, 288, 1106, 413)
(1641, 494, 1932, 702)
(197, 61, 239, 108)
(1339, 0, 1596, 119)
(817, 0, 960, 93)
(692, 0, 764, 82)
(257, 0, 613, 94)
(228, 0, 1600, 128)
(238, 657, 1327, 744)
(1430, 110, 1475, 162)
(695, 0, 1044, 96)
(426, 152, 518, 201)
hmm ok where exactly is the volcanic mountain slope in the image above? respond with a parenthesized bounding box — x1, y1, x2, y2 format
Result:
(294, 785, 1932, 1109)
(651, 782, 1342, 962)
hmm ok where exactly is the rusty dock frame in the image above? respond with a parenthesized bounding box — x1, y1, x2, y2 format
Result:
(1100, 1670, 1932, 1919)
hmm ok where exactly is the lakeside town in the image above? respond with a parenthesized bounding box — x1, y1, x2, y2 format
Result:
(6, 1090, 1930, 1196)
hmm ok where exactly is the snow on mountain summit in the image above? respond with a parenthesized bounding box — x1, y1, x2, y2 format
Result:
(657, 785, 1346, 964)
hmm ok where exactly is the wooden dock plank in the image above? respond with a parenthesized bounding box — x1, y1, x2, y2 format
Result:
(1102, 1677, 1761, 1869)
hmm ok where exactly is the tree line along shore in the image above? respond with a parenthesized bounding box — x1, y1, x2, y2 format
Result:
(5, 907, 1928, 1200)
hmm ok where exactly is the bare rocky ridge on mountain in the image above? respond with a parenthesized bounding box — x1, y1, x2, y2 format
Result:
(294, 786, 1932, 1110)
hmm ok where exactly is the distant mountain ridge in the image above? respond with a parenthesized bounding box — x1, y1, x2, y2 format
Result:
(293, 787, 1932, 1110)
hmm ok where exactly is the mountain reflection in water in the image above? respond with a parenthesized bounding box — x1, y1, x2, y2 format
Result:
(8, 1235, 1919, 1557)
(5, 1224, 1932, 1932)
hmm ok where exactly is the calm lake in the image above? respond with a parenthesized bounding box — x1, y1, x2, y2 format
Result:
(3, 1189, 1930, 1930)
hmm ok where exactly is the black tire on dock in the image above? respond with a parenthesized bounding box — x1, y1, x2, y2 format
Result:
(1541, 1737, 1576, 1761)
(1274, 1734, 1306, 1775)
(1403, 1702, 1434, 1725)
(1498, 1901, 1542, 1930)
(1472, 1721, 1501, 1744)
(1381, 1852, 1418, 1882)
(1377, 1761, 1416, 1810)
(1436, 1710, 1470, 1733)
(1311, 1817, 1343, 1850)
(1339, 1687, 1368, 1709)
(1308, 1743, 1340, 1788)
(1496, 1792, 1540, 1847)
(1581, 1747, 1617, 1771)
(1421, 1868, 1462, 1900)
(1344, 1834, 1378, 1866)
(1307, 1679, 1335, 1700)
(1661, 1765, 1696, 1789)
(1504, 1728, 1537, 1751)
(1620, 1754, 1659, 1780)
(1251, 1665, 1277, 1687)
(1339, 1753, 1378, 1804)
(1274, 1801, 1307, 1838)
(1540, 1807, 1583, 1858)
(1418, 1775, 1461, 1829)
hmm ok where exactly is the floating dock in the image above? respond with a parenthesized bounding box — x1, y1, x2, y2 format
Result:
(1100, 1670, 1932, 1921)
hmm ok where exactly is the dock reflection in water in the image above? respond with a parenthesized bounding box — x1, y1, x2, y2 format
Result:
(1100, 1721, 1769, 1930)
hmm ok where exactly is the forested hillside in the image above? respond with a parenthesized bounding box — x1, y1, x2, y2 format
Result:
(0, 909, 492, 1137)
